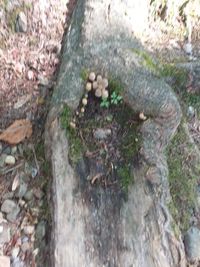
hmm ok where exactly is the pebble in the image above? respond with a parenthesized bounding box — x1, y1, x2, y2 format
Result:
(21, 242, 30, 253)
(36, 221, 46, 240)
(1, 200, 17, 214)
(5, 155, 16, 165)
(11, 146, 17, 154)
(24, 190, 33, 201)
(187, 106, 195, 119)
(11, 247, 20, 259)
(0, 154, 7, 167)
(23, 225, 34, 235)
(0, 224, 10, 244)
(6, 206, 20, 223)
(16, 182, 28, 198)
(0, 256, 10, 267)
(93, 128, 111, 140)
(184, 226, 200, 261)
(15, 12, 27, 33)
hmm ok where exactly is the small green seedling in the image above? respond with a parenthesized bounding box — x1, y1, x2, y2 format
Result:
(111, 92, 123, 105)
(100, 97, 110, 108)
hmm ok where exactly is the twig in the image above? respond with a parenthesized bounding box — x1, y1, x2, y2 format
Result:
(1, 162, 24, 175)
(30, 144, 40, 173)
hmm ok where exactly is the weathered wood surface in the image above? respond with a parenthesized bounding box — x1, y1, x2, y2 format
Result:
(45, 1, 187, 266)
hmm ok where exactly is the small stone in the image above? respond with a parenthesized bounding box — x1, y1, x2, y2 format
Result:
(11, 247, 20, 259)
(6, 207, 20, 223)
(15, 12, 27, 33)
(24, 191, 33, 201)
(93, 128, 111, 140)
(187, 106, 195, 119)
(21, 242, 31, 253)
(85, 82, 92, 92)
(1, 200, 17, 214)
(184, 42, 192, 55)
(184, 226, 200, 261)
(38, 74, 49, 87)
(16, 182, 28, 198)
(0, 224, 10, 244)
(5, 155, 15, 165)
(89, 72, 96, 81)
(11, 146, 17, 154)
(0, 256, 10, 267)
(36, 221, 46, 241)
(27, 70, 34, 80)
(23, 225, 35, 235)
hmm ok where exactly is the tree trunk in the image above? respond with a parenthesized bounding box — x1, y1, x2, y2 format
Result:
(45, 1, 187, 266)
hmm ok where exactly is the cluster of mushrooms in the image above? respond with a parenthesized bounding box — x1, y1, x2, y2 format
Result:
(80, 72, 109, 113)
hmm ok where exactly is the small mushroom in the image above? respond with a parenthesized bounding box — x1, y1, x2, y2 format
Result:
(85, 82, 92, 92)
(81, 107, 85, 113)
(97, 75, 103, 83)
(89, 72, 96, 81)
(102, 78, 108, 88)
(93, 81, 98, 90)
(70, 122, 76, 129)
(82, 98, 88, 106)
(139, 112, 147, 121)
(95, 89, 102, 97)
(102, 89, 109, 99)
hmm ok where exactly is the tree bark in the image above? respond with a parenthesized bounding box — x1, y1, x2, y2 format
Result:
(45, 1, 187, 266)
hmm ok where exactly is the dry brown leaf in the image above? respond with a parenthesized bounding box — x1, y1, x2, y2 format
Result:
(0, 119, 32, 145)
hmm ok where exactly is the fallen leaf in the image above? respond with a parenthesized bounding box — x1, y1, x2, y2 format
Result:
(12, 173, 20, 191)
(0, 119, 32, 145)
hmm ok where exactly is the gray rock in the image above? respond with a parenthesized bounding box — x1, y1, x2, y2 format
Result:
(184, 226, 200, 261)
(0, 224, 10, 244)
(23, 225, 34, 235)
(1, 200, 17, 214)
(187, 106, 195, 119)
(36, 221, 46, 241)
(4, 155, 15, 165)
(12, 257, 24, 267)
(15, 182, 28, 198)
(15, 12, 27, 33)
(23, 190, 33, 201)
(6, 207, 20, 223)
(93, 128, 111, 140)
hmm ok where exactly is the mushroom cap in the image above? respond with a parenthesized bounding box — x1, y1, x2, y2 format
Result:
(93, 81, 98, 90)
(82, 98, 88, 106)
(70, 122, 76, 129)
(139, 112, 147, 120)
(81, 107, 85, 113)
(102, 78, 108, 88)
(95, 89, 102, 97)
(98, 83, 103, 91)
(86, 82, 92, 91)
(97, 75, 103, 83)
(89, 72, 96, 81)
(102, 89, 109, 99)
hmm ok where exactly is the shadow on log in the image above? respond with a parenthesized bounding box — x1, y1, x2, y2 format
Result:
(45, 1, 187, 266)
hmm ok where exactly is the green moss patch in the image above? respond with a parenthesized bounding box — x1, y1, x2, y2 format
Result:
(167, 123, 199, 232)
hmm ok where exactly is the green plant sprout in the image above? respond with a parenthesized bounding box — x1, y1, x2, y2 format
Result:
(111, 92, 123, 105)
(100, 97, 110, 108)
